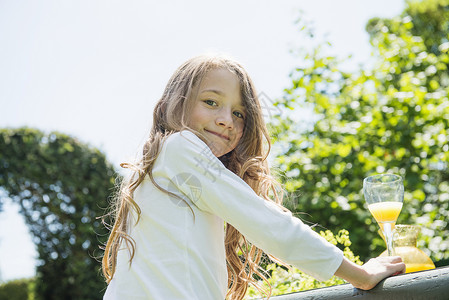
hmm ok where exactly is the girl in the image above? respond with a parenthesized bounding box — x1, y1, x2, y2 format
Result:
(102, 54, 405, 300)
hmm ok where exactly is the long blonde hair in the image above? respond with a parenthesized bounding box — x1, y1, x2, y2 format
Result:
(102, 54, 284, 300)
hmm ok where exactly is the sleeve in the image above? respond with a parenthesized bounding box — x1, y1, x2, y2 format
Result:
(157, 131, 344, 281)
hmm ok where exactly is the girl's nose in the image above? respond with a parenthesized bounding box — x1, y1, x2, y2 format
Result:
(216, 109, 233, 129)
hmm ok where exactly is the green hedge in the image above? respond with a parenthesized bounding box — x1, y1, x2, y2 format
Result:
(0, 278, 35, 300)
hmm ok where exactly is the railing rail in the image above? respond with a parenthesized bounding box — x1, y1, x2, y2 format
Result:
(269, 266, 449, 300)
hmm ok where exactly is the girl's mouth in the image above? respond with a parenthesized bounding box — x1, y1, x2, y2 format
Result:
(205, 129, 230, 141)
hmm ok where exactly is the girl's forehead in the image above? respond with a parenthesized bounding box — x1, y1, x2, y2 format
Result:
(197, 68, 241, 95)
(201, 68, 238, 83)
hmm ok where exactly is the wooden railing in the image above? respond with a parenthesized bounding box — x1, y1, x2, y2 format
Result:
(269, 266, 449, 300)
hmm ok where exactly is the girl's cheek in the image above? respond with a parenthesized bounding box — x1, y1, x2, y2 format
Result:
(237, 120, 245, 131)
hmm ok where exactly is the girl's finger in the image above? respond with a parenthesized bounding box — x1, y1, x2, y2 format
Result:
(389, 256, 404, 263)
(377, 255, 403, 263)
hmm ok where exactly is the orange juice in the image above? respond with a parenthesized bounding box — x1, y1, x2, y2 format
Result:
(405, 263, 435, 273)
(380, 245, 436, 273)
(368, 202, 403, 223)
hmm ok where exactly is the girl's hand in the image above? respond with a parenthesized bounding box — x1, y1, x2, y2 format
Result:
(356, 256, 406, 289)
(335, 256, 406, 290)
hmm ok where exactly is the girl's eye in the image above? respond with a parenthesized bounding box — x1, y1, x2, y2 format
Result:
(204, 99, 217, 106)
(233, 111, 244, 119)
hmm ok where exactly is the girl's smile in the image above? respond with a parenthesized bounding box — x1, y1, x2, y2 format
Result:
(204, 129, 229, 140)
(188, 68, 245, 157)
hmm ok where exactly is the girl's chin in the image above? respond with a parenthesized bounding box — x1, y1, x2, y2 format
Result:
(206, 142, 232, 158)
(207, 145, 225, 157)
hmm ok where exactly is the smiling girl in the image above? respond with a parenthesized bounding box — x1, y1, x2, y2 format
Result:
(101, 54, 404, 300)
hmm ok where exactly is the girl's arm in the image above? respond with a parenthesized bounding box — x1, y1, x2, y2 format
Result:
(162, 131, 406, 290)
(158, 131, 343, 281)
(335, 256, 405, 290)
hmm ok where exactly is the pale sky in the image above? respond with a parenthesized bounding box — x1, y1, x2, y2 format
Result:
(0, 0, 405, 282)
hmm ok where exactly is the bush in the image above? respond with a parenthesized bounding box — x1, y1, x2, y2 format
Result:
(0, 277, 35, 300)
(0, 128, 115, 299)
(245, 229, 362, 299)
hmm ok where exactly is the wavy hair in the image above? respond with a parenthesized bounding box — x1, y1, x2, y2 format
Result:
(102, 54, 284, 300)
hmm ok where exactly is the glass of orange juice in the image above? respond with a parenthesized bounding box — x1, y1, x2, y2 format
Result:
(363, 174, 404, 256)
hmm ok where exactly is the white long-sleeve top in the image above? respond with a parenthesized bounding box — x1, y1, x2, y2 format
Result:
(103, 131, 343, 300)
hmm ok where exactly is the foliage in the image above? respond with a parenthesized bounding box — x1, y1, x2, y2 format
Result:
(0, 128, 116, 300)
(0, 277, 35, 300)
(364, 0, 449, 261)
(245, 230, 362, 299)
(270, 0, 449, 263)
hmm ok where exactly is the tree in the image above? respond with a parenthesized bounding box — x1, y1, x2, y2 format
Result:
(270, 0, 449, 263)
(365, 0, 449, 262)
(0, 128, 116, 300)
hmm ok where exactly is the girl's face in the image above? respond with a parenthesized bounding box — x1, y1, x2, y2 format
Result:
(188, 68, 245, 157)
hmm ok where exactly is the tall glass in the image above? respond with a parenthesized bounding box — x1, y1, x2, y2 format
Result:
(363, 174, 404, 256)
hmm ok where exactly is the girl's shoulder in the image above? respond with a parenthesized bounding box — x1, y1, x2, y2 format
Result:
(163, 130, 209, 155)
